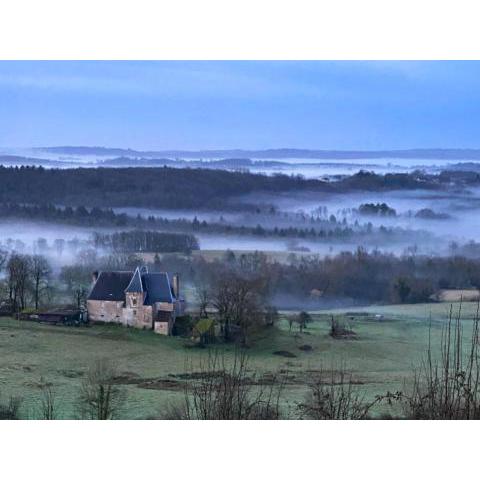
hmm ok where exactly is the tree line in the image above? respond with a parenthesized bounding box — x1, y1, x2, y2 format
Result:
(154, 248, 480, 308)
(0, 165, 454, 211)
(92, 230, 199, 254)
(0, 202, 429, 245)
(0, 251, 52, 312)
(6, 244, 480, 317)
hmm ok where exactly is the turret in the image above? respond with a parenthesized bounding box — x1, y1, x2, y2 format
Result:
(172, 274, 180, 299)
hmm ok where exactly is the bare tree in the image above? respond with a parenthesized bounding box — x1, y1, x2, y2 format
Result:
(329, 315, 356, 338)
(297, 311, 312, 333)
(195, 283, 210, 318)
(288, 316, 294, 332)
(60, 264, 91, 309)
(264, 305, 279, 327)
(212, 272, 266, 345)
(72, 286, 88, 310)
(31, 255, 51, 310)
(211, 277, 236, 341)
(7, 254, 31, 312)
(76, 359, 125, 420)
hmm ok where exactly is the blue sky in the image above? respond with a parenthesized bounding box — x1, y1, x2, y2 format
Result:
(1, 61, 480, 150)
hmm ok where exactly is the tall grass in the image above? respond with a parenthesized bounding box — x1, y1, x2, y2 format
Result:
(401, 302, 480, 419)
(297, 365, 383, 419)
(165, 349, 284, 420)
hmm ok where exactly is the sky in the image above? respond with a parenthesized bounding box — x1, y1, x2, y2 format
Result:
(1, 61, 480, 151)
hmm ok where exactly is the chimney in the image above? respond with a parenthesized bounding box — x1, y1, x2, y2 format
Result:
(172, 274, 180, 299)
(92, 271, 99, 283)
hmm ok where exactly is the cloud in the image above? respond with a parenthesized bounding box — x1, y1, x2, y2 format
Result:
(0, 61, 347, 101)
(0, 72, 149, 95)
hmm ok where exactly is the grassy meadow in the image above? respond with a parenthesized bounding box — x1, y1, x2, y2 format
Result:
(0, 300, 478, 419)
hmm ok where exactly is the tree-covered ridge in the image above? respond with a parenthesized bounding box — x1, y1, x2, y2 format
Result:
(0, 166, 456, 210)
(0, 165, 326, 209)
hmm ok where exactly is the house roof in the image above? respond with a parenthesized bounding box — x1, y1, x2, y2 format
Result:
(88, 271, 133, 301)
(125, 267, 143, 293)
(142, 272, 174, 305)
(88, 269, 177, 305)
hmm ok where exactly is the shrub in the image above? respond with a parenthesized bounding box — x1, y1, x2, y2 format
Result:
(297, 365, 382, 419)
(76, 359, 126, 420)
(400, 304, 480, 419)
(165, 349, 284, 420)
(0, 395, 22, 420)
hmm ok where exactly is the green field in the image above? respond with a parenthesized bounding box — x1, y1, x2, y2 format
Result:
(0, 300, 477, 419)
(319, 301, 480, 321)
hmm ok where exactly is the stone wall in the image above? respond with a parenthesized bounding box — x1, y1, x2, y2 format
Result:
(126, 291, 145, 309)
(123, 292, 152, 328)
(87, 296, 176, 333)
(155, 302, 174, 313)
(87, 300, 124, 323)
(154, 321, 170, 335)
(122, 304, 153, 329)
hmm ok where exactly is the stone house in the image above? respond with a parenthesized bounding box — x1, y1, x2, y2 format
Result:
(86, 267, 184, 335)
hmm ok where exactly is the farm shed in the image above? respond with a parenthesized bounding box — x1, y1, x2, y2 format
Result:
(19, 307, 87, 325)
(37, 309, 87, 325)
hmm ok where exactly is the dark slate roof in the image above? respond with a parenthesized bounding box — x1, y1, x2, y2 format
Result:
(142, 273, 174, 305)
(125, 267, 143, 293)
(88, 271, 133, 301)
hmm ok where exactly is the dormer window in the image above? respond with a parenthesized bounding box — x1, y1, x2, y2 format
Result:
(132, 298, 137, 306)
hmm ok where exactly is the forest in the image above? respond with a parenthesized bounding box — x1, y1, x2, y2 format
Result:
(0, 165, 469, 210)
(0, 202, 427, 246)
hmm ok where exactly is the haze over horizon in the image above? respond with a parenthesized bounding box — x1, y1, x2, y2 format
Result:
(2, 61, 480, 151)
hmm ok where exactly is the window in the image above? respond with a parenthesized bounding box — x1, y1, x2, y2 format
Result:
(133, 310, 137, 316)
(132, 298, 137, 306)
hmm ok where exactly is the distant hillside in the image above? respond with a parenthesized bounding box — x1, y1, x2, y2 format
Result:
(0, 154, 291, 169)
(37, 146, 480, 160)
(0, 155, 71, 167)
(0, 166, 448, 211)
(98, 157, 288, 168)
